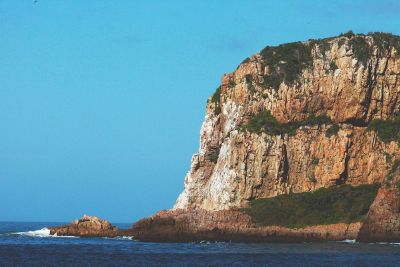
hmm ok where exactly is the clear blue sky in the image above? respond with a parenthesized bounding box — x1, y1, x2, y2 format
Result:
(1, 0, 399, 223)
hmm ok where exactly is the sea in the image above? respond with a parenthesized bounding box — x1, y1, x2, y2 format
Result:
(0, 222, 400, 266)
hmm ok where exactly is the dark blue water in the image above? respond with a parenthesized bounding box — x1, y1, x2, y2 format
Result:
(1, 222, 400, 266)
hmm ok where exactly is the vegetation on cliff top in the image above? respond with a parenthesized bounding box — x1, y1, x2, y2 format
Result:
(260, 42, 313, 89)
(346, 32, 400, 65)
(245, 183, 379, 228)
(210, 86, 221, 115)
(255, 31, 400, 89)
(241, 110, 334, 136)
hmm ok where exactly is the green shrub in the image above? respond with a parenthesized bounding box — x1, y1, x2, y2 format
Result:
(367, 114, 400, 143)
(242, 110, 285, 135)
(349, 36, 370, 65)
(326, 124, 340, 138)
(311, 157, 319, 165)
(348, 32, 400, 65)
(260, 42, 313, 89)
(308, 175, 317, 183)
(245, 184, 379, 228)
(397, 181, 400, 191)
(237, 32, 400, 89)
(369, 32, 400, 57)
(339, 31, 355, 39)
(308, 174, 317, 184)
(244, 74, 253, 83)
(387, 159, 400, 182)
(330, 61, 338, 71)
(240, 57, 250, 65)
(242, 110, 332, 136)
(208, 147, 220, 163)
(210, 86, 221, 115)
(392, 159, 400, 173)
(385, 181, 391, 189)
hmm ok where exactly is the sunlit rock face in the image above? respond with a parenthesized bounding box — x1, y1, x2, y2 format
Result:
(174, 32, 400, 211)
(49, 215, 119, 237)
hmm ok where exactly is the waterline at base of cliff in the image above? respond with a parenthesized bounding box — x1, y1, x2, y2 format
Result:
(3, 222, 400, 266)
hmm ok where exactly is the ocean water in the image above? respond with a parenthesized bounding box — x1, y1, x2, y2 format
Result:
(1, 222, 400, 266)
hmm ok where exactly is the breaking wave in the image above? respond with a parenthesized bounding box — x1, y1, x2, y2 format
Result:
(102, 236, 134, 240)
(13, 228, 77, 238)
(337, 239, 356, 244)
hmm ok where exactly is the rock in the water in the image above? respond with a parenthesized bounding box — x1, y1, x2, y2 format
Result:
(49, 215, 119, 237)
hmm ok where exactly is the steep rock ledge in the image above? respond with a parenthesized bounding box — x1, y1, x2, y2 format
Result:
(132, 209, 361, 242)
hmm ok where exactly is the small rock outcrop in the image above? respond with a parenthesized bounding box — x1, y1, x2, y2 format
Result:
(49, 215, 119, 237)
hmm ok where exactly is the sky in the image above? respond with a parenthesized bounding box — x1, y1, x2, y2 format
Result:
(0, 0, 399, 223)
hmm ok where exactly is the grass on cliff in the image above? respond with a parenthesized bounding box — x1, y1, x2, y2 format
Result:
(260, 42, 313, 89)
(208, 147, 220, 164)
(367, 114, 400, 144)
(241, 110, 332, 136)
(346, 32, 400, 65)
(210, 86, 221, 115)
(255, 32, 400, 89)
(245, 184, 379, 228)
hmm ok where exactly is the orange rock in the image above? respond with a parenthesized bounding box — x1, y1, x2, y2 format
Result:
(49, 215, 119, 237)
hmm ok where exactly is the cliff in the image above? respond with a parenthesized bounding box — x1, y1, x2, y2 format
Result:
(51, 32, 400, 242)
(174, 32, 400, 212)
(134, 32, 400, 243)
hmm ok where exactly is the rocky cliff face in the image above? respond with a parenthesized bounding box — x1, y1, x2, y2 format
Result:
(356, 188, 400, 242)
(174, 32, 400, 211)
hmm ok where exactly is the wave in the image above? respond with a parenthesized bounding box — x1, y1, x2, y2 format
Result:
(337, 239, 356, 244)
(13, 228, 77, 238)
(119, 236, 133, 240)
(377, 242, 400, 246)
(102, 236, 134, 240)
(336, 239, 400, 246)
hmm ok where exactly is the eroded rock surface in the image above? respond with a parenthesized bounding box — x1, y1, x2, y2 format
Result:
(357, 188, 400, 242)
(132, 209, 361, 242)
(49, 215, 119, 237)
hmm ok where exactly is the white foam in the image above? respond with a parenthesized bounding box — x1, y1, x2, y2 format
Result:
(103, 236, 134, 240)
(337, 240, 400, 245)
(337, 239, 356, 244)
(13, 228, 77, 238)
(377, 242, 400, 246)
(15, 228, 52, 237)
